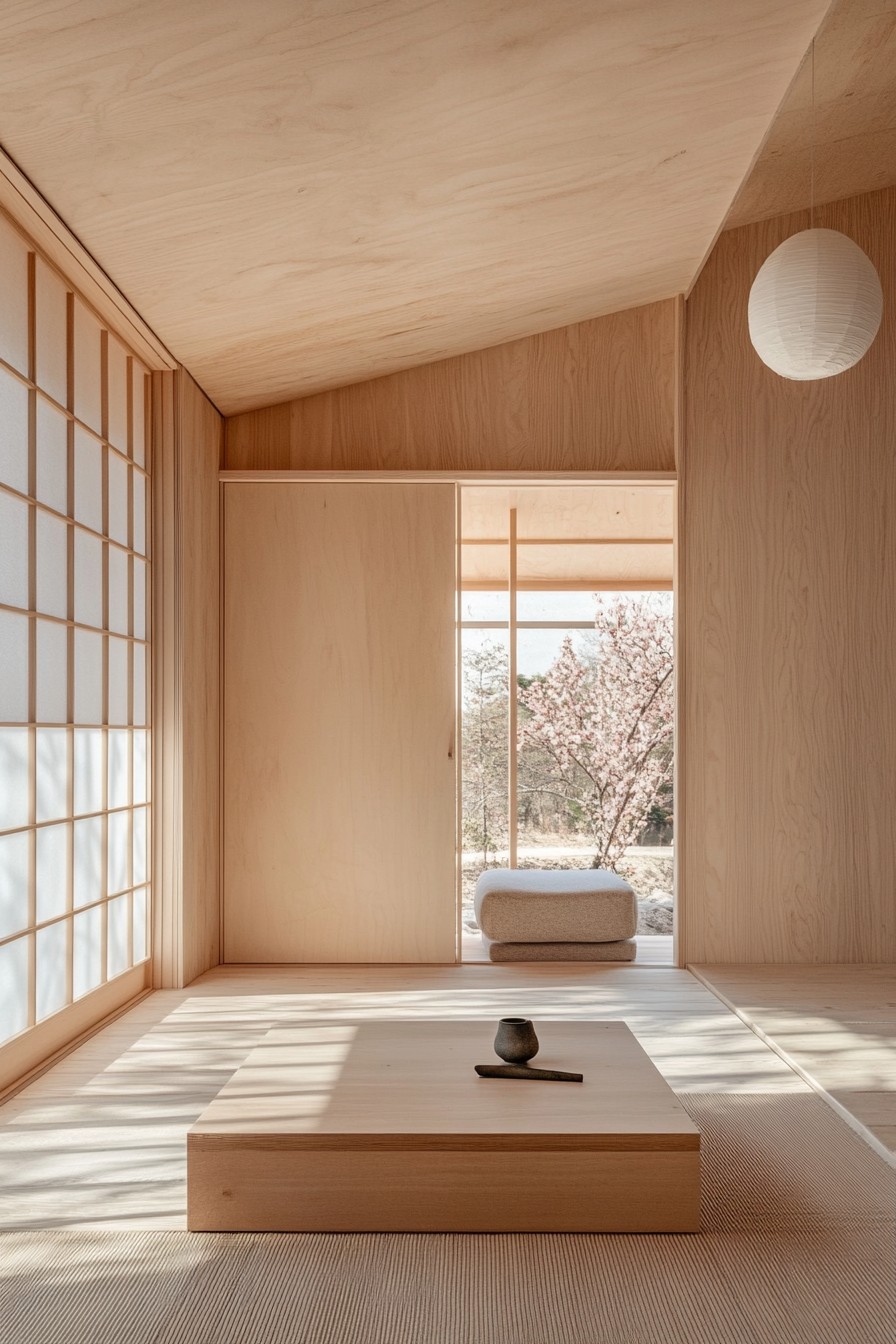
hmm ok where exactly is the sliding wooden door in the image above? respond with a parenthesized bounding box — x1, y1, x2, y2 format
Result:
(223, 483, 457, 962)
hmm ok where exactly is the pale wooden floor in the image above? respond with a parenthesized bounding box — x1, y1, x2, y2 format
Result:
(694, 964, 896, 1160)
(0, 961, 806, 1230)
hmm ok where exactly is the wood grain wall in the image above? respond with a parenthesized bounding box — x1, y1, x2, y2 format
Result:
(179, 371, 223, 983)
(223, 483, 457, 963)
(680, 186, 896, 964)
(223, 301, 677, 473)
(152, 368, 222, 988)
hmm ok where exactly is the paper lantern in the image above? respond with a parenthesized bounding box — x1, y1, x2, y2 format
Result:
(748, 228, 882, 380)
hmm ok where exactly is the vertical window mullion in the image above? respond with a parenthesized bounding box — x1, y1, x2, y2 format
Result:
(100, 332, 109, 984)
(66, 290, 76, 1006)
(26, 252, 37, 1028)
(126, 358, 135, 972)
(65, 397, 75, 1010)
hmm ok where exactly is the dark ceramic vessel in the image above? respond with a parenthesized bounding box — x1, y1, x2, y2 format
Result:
(494, 1017, 539, 1065)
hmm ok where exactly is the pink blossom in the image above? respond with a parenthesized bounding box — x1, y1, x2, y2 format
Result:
(518, 596, 673, 869)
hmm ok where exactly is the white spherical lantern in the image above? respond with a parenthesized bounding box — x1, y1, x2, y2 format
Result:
(748, 228, 882, 380)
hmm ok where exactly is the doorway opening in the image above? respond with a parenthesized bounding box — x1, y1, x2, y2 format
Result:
(458, 484, 675, 964)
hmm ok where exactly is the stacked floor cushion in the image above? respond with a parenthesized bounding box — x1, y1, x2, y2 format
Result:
(474, 868, 637, 962)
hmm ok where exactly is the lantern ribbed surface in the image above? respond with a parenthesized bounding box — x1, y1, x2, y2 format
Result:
(748, 228, 882, 380)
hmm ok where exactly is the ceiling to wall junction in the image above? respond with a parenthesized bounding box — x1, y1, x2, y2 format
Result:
(725, 0, 896, 229)
(0, 1, 832, 413)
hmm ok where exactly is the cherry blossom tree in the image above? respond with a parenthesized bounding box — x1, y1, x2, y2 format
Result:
(518, 596, 673, 870)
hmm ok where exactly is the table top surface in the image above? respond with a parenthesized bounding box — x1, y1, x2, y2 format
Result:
(190, 1020, 699, 1146)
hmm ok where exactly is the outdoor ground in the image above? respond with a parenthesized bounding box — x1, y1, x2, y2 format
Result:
(462, 837, 674, 937)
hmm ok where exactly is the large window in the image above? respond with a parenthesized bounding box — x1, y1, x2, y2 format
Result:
(0, 213, 151, 1047)
(459, 485, 674, 958)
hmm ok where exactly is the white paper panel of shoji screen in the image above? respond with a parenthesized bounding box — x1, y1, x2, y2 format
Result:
(0, 210, 152, 1051)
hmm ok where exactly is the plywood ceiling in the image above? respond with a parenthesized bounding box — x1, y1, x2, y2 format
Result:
(460, 484, 674, 588)
(725, 0, 896, 229)
(0, 1, 831, 413)
(461, 485, 674, 543)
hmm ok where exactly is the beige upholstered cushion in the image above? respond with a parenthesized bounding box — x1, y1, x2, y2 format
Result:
(483, 936, 637, 963)
(474, 868, 637, 943)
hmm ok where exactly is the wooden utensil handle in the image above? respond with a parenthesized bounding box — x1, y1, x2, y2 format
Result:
(475, 1064, 583, 1082)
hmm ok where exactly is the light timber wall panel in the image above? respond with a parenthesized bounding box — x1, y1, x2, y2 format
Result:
(152, 369, 222, 988)
(680, 186, 896, 964)
(179, 372, 222, 984)
(223, 482, 457, 964)
(224, 303, 677, 475)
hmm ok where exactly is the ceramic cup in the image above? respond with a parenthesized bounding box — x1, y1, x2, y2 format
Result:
(494, 1017, 539, 1064)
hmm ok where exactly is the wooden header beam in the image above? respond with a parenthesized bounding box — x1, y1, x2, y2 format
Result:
(219, 471, 677, 485)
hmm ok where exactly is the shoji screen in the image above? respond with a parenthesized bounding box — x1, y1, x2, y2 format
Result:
(0, 212, 151, 1052)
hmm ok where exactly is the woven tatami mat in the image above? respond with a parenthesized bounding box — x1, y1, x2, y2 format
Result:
(1, 1094, 893, 1344)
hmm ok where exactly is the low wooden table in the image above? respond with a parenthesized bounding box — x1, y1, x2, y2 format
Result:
(187, 1020, 700, 1232)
